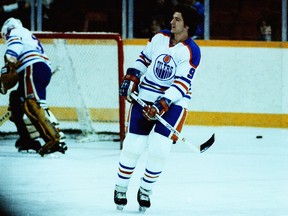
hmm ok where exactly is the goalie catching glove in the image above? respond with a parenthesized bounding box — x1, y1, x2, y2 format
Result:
(119, 68, 141, 102)
(143, 97, 172, 121)
(0, 64, 18, 94)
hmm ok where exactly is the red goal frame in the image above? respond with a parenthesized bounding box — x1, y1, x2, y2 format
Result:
(34, 32, 126, 146)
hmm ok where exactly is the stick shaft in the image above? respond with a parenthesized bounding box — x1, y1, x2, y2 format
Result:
(130, 93, 215, 153)
(130, 93, 201, 152)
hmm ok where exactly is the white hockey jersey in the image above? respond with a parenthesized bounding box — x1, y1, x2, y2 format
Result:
(134, 30, 201, 109)
(3, 26, 51, 72)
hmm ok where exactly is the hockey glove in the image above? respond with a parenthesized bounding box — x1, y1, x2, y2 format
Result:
(119, 68, 141, 103)
(0, 64, 18, 95)
(143, 97, 171, 121)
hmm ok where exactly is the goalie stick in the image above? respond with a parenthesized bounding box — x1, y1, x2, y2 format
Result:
(130, 93, 215, 153)
(0, 110, 11, 126)
(0, 67, 60, 127)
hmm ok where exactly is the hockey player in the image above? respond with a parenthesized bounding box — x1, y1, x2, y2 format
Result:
(0, 17, 67, 156)
(114, 4, 201, 212)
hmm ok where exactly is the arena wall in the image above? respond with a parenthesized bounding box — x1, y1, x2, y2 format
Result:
(124, 39, 288, 128)
(0, 38, 287, 128)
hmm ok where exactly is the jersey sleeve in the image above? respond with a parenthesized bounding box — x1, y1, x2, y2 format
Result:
(132, 34, 160, 74)
(164, 41, 201, 103)
(4, 29, 23, 62)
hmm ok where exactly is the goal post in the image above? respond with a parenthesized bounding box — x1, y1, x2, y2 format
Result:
(0, 32, 126, 146)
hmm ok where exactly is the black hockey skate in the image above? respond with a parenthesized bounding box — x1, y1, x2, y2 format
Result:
(48, 142, 68, 154)
(38, 132, 67, 156)
(137, 187, 151, 213)
(114, 185, 127, 210)
(15, 138, 42, 152)
(38, 142, 68, 157)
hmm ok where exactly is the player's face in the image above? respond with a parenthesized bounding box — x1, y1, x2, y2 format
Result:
(170, 12, 186, 34)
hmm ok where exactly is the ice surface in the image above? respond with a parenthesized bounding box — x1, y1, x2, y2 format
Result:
(0, 126, 287, 216)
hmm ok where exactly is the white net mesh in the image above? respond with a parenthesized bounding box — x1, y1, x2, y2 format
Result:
(0, 33, 125, 143)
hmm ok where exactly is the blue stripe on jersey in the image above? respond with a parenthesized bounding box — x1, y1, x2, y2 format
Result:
(140, 85, 165, 94)
(175, 75, 191, 85)
(20, 57, 38, 66)
(143, 77, 169, 90)
(184, 94, 191, 100)
(136, 59, 148, 67)
(6, 49, 18, 57)
(171, 84, 185, 97)
(17, 50, 49, 70)
(136, 51, 151, 67)
(7, 41, 22, 46)
(18, 50, 39, 59)
(140, 51, 151, 63)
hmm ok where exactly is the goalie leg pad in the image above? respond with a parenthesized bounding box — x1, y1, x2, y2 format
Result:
(23, 99, 60, 155)
(23, 114, 40, 139)
(9, 91, 30, 140)
(40, 103, 67, 154)
(38, 100, 66, 143)
(9, 91, 41, 151)
(44, 108, 66, 143)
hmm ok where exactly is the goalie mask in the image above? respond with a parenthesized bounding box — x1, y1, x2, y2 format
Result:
(1, 17, 22, 38)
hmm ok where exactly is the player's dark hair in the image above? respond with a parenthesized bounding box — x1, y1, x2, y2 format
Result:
(173, 4, 199, 37)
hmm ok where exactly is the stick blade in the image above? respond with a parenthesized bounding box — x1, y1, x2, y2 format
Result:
(200, 133, 215, 153)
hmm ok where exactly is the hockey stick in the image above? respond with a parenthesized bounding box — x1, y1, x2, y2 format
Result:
(130, 93, 215, 153)
(0, 67, 60, 127)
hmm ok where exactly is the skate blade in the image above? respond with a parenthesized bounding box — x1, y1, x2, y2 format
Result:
(139, 206, 147, 213)
(116, 205, 125, 211)
(17, 148, 38, 153)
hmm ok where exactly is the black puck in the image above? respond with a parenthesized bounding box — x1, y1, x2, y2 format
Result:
(256, 135, 263, 139)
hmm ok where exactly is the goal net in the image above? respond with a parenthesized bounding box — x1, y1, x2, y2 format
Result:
(0, 32, 125, 145)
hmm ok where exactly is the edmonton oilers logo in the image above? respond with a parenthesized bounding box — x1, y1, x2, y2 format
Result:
(153, 54, 176, 80)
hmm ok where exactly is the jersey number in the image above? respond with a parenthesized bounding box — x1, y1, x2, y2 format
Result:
(187, 68, 195, 79)
(31, 34, 44, 54)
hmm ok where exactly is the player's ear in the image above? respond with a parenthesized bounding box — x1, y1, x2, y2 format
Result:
(184, 25, 189, 33)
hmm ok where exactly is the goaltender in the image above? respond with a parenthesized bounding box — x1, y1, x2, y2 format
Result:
(0, 17, 67, 156)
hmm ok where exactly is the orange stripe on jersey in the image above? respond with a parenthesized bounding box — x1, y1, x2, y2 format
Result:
(23, 53, 49, 61)
(125, 103, 133, 133)
(7, 37, 20, 43)
(174, 80, 188, 92)
(24, 66, 35, 99)
(171, 108, 187, 141)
